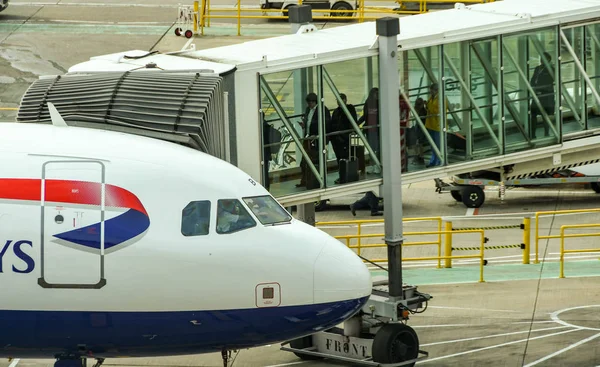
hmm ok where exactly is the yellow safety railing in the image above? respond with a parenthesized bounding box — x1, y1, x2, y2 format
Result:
(559, 223, 600, 278)
(316, 216, 442, 264)
(332, 229, 486, 282)
(195, 0, 496, 36)
(444, 218, 531, 268)
(534, 208, 600, 264)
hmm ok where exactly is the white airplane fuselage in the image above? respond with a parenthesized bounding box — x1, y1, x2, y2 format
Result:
(0, 122, 372, 358)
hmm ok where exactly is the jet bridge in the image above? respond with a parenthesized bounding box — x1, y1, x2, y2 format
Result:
(23, 0, 600, 215)
(17, 68, 233, 163)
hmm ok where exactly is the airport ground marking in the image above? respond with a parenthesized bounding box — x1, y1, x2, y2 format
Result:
(418, 328, 581, 364)
(421, 325, 570, 347)
(522, 331, 600, 367)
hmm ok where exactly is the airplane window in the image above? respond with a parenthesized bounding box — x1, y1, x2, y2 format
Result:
(242, 195, 292, 225)
(216, 199, 256, 234)
(181, 201, 211, 236)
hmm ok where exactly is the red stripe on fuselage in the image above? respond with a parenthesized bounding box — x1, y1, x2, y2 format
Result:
(0, 178, 147, 215)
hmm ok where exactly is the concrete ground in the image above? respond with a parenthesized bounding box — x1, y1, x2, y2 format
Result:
(2, 2, 600, 367)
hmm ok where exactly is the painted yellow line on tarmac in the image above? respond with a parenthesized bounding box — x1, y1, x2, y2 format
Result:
(0, 108, 18, 110)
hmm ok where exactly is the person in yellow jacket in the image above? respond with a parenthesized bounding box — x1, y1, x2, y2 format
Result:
(424, 83, 448, 167)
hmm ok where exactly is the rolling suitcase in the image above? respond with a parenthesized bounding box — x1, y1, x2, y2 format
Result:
(339, 158, 359, 184)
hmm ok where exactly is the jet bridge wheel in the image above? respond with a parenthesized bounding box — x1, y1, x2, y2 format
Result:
(461, 185, 485, 208)
(372, 323, 419, 366)
(450, 189, 462, 202)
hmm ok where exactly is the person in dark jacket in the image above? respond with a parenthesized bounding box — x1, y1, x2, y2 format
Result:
(330, 93, 357, 184)
(296, 92, 331, 188)
(358, 88, 380, 173)
(530, 52, 555, 138)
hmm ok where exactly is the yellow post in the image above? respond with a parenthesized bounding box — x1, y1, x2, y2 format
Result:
(479, 231, 485, 283)
(560, 226, 565, 278)
(199, 0, 206, 35)
(437, 219, 442, 268)
(237, 0, 241, 36)
(357, 222, 362, 257)
(444, 221, 452, 268)
(359, 0, 364, 23)
(193, 1, 199, 33)
(534, 214, 539, 264)
(207, 0, 211, 27)
(523, 217, 530, 264)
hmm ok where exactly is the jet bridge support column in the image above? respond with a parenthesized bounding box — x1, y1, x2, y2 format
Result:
(378, 17, 404, 299)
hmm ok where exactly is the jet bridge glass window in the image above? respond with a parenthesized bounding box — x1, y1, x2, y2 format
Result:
(181, 201, 211, 236)
(242, 195, 292, 225)
(216, 199, 256, 234)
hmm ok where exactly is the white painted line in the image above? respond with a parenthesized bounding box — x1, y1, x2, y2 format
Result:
(466, 207, 476, 216)
(550, 305, 600, 331)
(421, 325, 570, 347)
(264, 361, 308, 367)
(181, 37, 195, 51)
(523, 332, 600, 367)
(428, 305, 521, 313)
(8, 359, 20, 367)
(512, 321, 561, 324)
(412, 324, 471, 328)
(418, 328, 582, 364)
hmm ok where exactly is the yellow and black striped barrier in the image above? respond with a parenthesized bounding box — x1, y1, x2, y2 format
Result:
(452, 224, 524, 231)
(452, 243, 525, 251)
(445, 218, 531, 268)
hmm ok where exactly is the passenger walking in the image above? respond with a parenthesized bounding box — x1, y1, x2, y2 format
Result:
(358, 87, 380, 174)
(297, 92, 331, 188)
(530, 52, 555, 139)
(330, 93, 357, 183)
(424, 83, 447, 167)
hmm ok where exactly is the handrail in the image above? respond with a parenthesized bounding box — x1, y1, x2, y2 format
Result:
(196, 0, 495, 36)
(534, 208, 600, 264)
(559, 223, 600, 278)
(316, 217, 442, 267)
(340, 229, 486, 282)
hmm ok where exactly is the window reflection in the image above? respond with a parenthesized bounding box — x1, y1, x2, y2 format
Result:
(216, 199, 256, 234)
(181, 201, 210, 236)
(242, 195, 292, 225)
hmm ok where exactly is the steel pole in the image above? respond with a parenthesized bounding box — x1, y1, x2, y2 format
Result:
(377, 17, 403, 299)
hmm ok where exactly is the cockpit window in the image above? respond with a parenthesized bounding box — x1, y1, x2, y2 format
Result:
(181, 201, 210, 236)
(216, 199, 256, 234)
(242, 195, 292, 225)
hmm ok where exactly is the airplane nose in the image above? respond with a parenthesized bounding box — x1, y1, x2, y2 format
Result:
(313, 239, 372, 305)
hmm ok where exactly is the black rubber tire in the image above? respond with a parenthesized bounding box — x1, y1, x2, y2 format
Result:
(174, 27, 182, 36)
(331, 1, 353, 17)
(184, 29, 193, 39)
(314, 200, 327, 212)
(289, 336, 322, 360)
(461, 186, 485, 208)
(450, 190, 462, 202)
(372, 323, 419, 366)
(591, 182, 600, 193)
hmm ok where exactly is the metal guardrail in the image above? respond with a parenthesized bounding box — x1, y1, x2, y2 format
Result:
(444, 218, 531, 267)
(559, 224, 600, 278)
(316, 216, 442, 263)
(534, 208, 600, 264)
(182, 0, 496, 36)
(317, 217, 486, 282)
(323, 208, 600, 279)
